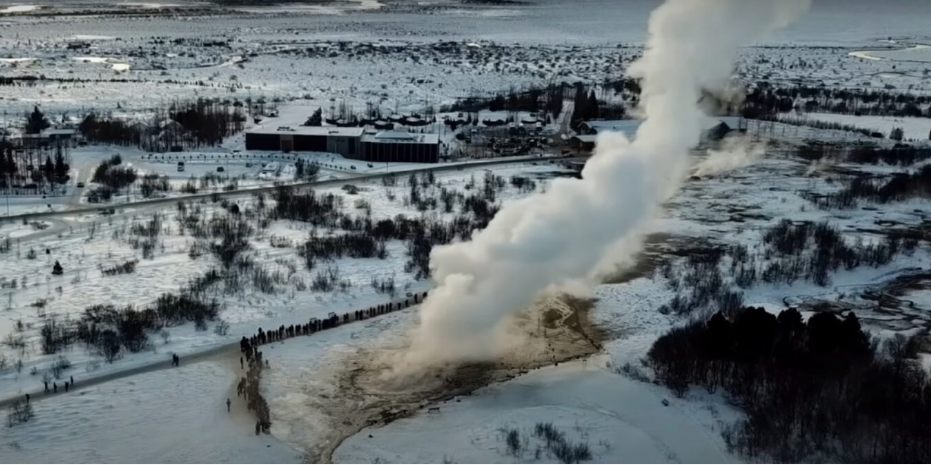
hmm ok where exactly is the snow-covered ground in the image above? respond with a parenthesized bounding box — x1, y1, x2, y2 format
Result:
(335, 361, 738, 464)
(790, 112, 931, 142)
(0, 161, 571, 401)
(259, 131, 931, 464)
(1, 357, 300, 463)
(2, 1, 931, 463)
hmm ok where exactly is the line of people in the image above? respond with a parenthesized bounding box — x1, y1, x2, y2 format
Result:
(231, 291, 429, 433)
(238, 291, 429, 359)
(42, 375, 76, 395)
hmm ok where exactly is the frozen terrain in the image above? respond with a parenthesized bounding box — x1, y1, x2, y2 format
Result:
(1, 0, 930, 464)
(1, 357, 298, 463)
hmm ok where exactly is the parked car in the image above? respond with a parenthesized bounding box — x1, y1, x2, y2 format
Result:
(217, 166, 225, 172)
(76, 182, 85, 188)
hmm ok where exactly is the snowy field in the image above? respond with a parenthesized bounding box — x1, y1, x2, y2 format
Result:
(334, 361, 739, 464)
(0, 161, 571, 401)
(0, 0, 929, 116)
(786, 112, 931, 142)
(1, 357, 299, 463)
(2, 0, 931, 463)
(258, 123, 931, 464)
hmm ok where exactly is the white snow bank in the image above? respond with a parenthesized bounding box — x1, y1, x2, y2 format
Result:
(334, 361, 736, 464)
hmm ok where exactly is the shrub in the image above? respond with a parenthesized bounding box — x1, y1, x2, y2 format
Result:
(40, 317, 75, 355)
(504, 428, 522, 457)
(49, 355, 71, 379)
(98, 330, 121, 363)
(101, 259, 138, 276)
(213, 319, 230, 336)
(7, 400, 34, 427)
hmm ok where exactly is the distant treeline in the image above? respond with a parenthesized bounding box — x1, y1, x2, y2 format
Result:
(743, 82, 931, 119)
(440, 83, 566, 118)
(80, 99, 246, 151)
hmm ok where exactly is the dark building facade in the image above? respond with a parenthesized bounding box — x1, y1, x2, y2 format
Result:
(245, 127, 363, 157)
(244, 127, 438, 163)
(359, 131, 439, 164)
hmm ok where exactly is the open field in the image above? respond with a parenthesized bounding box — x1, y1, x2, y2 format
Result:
(1, 0, 931, 463)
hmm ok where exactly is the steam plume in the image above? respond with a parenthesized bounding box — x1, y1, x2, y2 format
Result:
(693, 134, 766, 177)
(400, 0, 811, 370)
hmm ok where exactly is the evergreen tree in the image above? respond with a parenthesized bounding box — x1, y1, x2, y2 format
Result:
(295, 159, 304, 178)
(26, 106, 51, 135)
(54, 146, 68, 181)
(304, 108, 323, 127)
(889, 127, 904, 141)
(52, 261, 63, 275)
(0, 145, 9, 180)
(5, 148, 16, 179)
(43, 156, 54, 183)
(570, 84, 588, 131)
(587, 90, 599, 120)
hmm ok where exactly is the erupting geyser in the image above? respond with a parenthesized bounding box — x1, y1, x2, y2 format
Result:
(400, 0, 812, 371)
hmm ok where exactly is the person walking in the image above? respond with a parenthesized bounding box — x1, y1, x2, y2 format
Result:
(53, 382, 57, 393)
(226, 398, 231, 413)
(25, 394, 30, 404)
(44, 381, 49, 393)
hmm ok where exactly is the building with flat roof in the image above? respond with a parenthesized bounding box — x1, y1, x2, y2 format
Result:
(245, 126, 365, 158)
(359, 131, 439, 163)
(244, 126, 439, 163)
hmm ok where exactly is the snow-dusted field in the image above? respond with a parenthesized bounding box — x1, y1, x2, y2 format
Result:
(0, 161, 571, 401)
(260, 124, 931, 464)
(334, 361, 739, 464)
(1, 357, 299, 463)
(2, 1, 931, 463)
(0, 0, 929, 117)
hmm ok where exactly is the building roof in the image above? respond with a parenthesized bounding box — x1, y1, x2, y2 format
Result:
(246, 126, 365, 137)
(713, 116, 744, 130)
(582, 117, 745, 138)
(362, 131, 439, 145)
(44, 128, 78, 136)
(583, 120, 641, 136)
(571, 135, 599, 144)
(372, 130, 417, 141)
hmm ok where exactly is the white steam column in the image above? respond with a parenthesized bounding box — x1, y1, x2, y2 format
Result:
(401, 0, 812, 370)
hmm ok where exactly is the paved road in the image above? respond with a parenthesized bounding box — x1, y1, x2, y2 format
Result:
(0, 154, 565, 225)
(0, 343, 239, 410)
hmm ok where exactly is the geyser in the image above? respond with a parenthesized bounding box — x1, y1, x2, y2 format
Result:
(400, 0, 812, 371)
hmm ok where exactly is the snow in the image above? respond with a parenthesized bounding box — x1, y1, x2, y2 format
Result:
(335, 361, 737, 464)
(0, 4, 37, 14)
(1, 358, 299, 463)
(1, 1, 930, 462)
(0, 161, 571, 402)
(785, 112, 931, 142)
